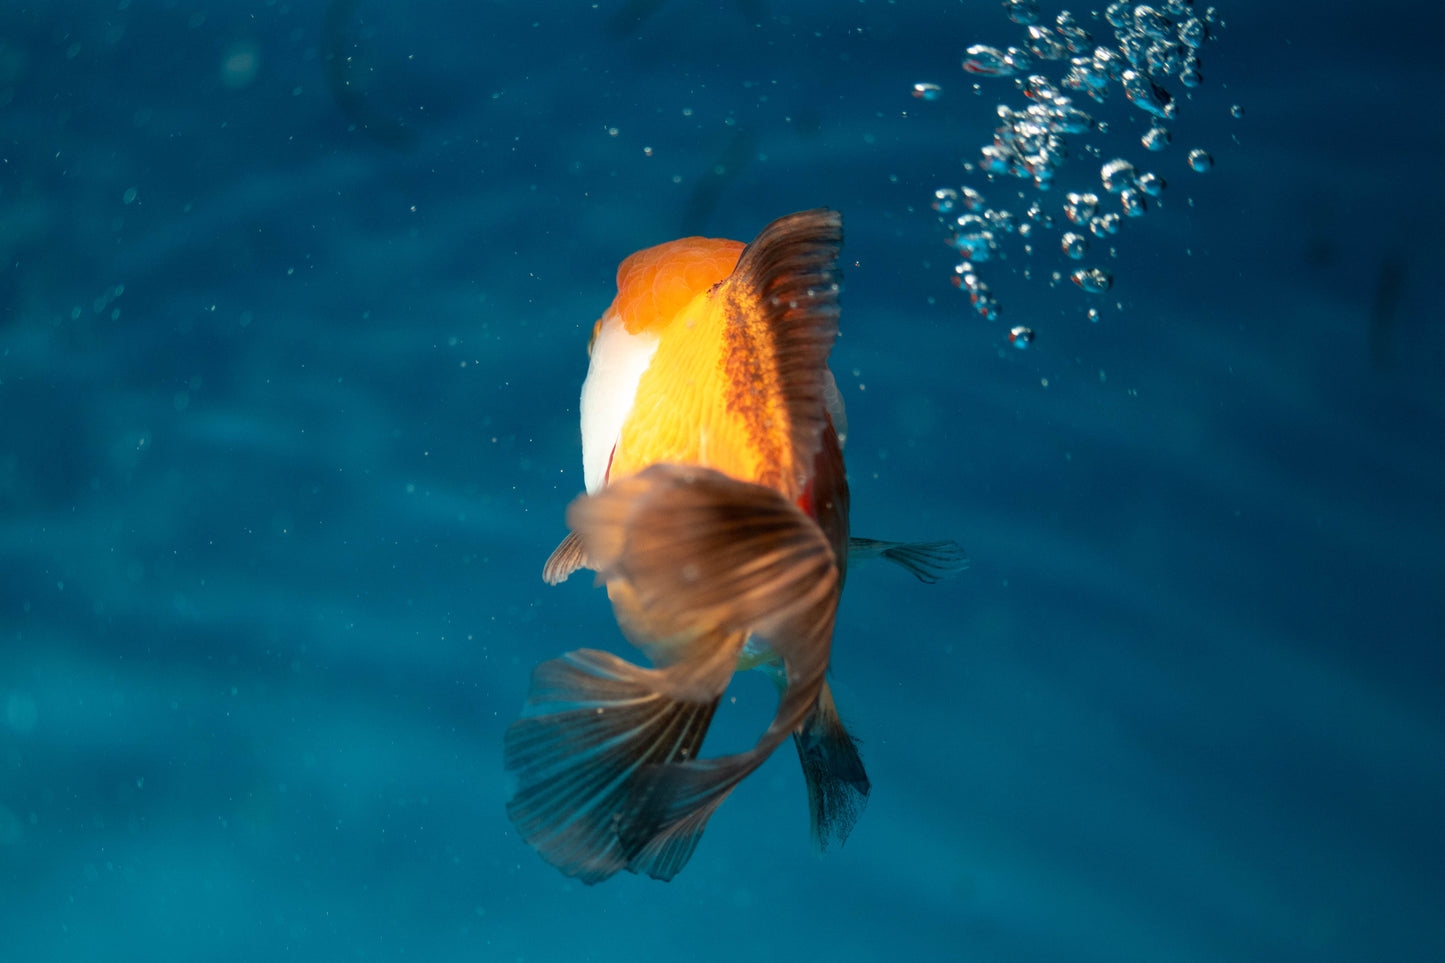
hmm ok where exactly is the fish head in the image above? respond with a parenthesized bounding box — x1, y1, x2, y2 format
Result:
(579, 236, 744, 494)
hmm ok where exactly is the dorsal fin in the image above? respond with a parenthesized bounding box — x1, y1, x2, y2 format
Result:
(722, 208, 842, 488)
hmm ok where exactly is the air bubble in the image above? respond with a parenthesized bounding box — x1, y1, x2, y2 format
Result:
(1137, 171, 1165, 195)
(1179, 17, 1207, 47)
(1008, 326, 1035, 348)
(913, 82, 943, 101)
(932, 187, 959, 213)
(1004, 0, 1040, 26)
(1061, 232, 1089, 259)
(1063, 191, 1100, 224)
(1100, 158, 1136, 192)
(1120, 188, 1148, 217)
(1188, 148, 1213, 172)
(963, 45, 1014, 76)
(1088, 213, 1121, 237)
(1230, 103, 1244, 118)
(1071, 267, 1114, 293)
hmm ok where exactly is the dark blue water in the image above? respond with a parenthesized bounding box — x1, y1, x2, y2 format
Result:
(3, 2, 1443, 960)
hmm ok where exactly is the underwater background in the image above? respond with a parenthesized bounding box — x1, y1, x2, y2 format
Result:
(3, 1, 1443, 960)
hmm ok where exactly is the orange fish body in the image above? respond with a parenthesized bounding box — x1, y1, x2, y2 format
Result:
(506, 210, 868, 884)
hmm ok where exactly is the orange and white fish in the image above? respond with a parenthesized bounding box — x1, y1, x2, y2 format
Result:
(504, 209, 964, 884)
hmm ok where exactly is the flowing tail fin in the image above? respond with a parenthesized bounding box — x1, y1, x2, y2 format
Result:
(560, 463, 840, 880)
(503, 648, 722, 884)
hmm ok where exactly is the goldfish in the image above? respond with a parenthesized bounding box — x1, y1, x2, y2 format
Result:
(504, 209, 965, 884)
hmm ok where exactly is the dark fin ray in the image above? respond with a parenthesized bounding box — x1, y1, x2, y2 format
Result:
(793, 679, 870, 850)
(847, 537, 969, 584)
(758, 665, 870, 850)
(542, 530, 588, 585)
(503, 648, 719, 884)
(624, 785, 734, 881)
(725, 208, 843, 488)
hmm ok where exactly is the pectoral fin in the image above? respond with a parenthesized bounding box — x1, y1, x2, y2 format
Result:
(542, 530, 588, 585)
(848, 537, 969, 584)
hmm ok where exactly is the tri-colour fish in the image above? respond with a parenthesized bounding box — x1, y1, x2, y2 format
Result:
(504, 209, 965, 883)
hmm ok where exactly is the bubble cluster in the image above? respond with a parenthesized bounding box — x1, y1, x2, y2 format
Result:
(929, 2, 1225, 330)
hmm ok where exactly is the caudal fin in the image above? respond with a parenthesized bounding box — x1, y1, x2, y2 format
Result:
(561, 463, 842, 879)
(503, 648, 720, 884)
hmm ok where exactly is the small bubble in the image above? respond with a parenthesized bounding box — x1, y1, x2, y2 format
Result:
(121, 187, 137, 204)
(1137, 171, 1166, 196)
(1100, 158, 1136, 193)
(1004, 0, 1040, 26)
(1063, 191, 1099, 224)
(1070, 267, 1114, 293)
(962, 45, 1014, 76)
(1008, 326, 1034, 348)
(1230, 103, 1244, 119)
(932, 187, 958, 213)
(1178, 17, 1208, 48)
(1061, 232, 1089, 259)
(1087, 307, 1102, 322)
(1120, 188, 1148, 217)
(912, 82, 943, 101)
(1142, 126, 1171, 151)
(1188, 148, 1214, 172)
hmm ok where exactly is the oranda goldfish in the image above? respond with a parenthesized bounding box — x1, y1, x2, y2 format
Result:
(504, 209, 965, 884)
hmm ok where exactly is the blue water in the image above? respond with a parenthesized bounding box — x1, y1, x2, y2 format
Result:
(3, 1, 1443, 960)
